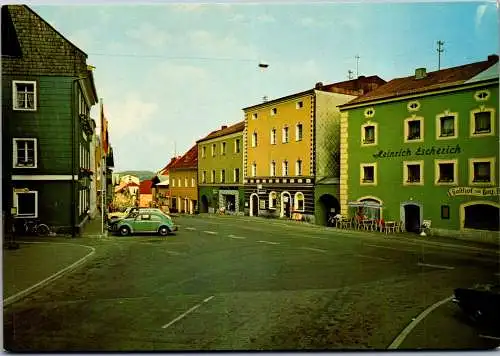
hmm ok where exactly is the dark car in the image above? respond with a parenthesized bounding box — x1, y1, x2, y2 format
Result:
(453, 284, 500, 332)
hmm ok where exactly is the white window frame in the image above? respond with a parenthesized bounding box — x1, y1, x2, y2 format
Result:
(251, 163, 257, 177)
(295, 160, 302, 176)
(360, 163, 377, 186)
(234, 139, 240, 153)
(191, 177, 195, 187)
(172, 179, 175, 187)
(294, 192, 305, 212)
(296, 101, 303, 109)
(270, 161, 276, 176)
(178, 178, 181, 187)
(474, 89, 490, 102)
(12, 80, 37, 111)
(252, 112, 258, 120)
(202, 146, 206, 158)
(184, 177, 188, 187)
(270, 128, 277, 145)
(282, 126, 289, 143)
(282, 160, 289, 176)
(434, 159, 458, 186)
(13, 138, 38, 168)
(212, 144, 216, 157)
(221, 141, 226, 155)
(470, 107, 495, 137)
(469, 157, 495, 186)
(295, 123, 303, 141)
(403, 160, 424, 186)
(252, 132, 258, 147)
(361, 122, 378, 146)
(404, 116, 424, 143)
(202, 171, 206, 184)
(269, 191, 277, 209)
(271, 108, 277, 116)
(436, 111, 458, 140)
(14, 190, 38, 218)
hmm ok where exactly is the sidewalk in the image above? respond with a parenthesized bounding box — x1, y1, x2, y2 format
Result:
(80, 214, 107, 238)
(3, 240, 95, 306)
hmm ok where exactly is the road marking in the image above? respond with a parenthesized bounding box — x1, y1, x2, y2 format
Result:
(185, 227, 196, 231)
(165, 250, 182, 256)
(228, 234, 246, 239)
(203, 231, 217, 235)
(311, 236, 328, 240)
(357, 254, 391, 262)
(257, 240, 280, 245)
(479, 334, 500, 341)
(4, 242, 96, 307)
(161, 295, 215, 329)
(417, 262, 455, 270)
(387, 295, 453, 349)
(365, 244, 416, 252)
(300, 247, 327, 253)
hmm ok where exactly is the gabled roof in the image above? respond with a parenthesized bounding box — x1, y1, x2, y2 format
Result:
(171, 144, 198, 170)
(139, 180, 153, 194)
(340, 55, 499, 108)
(158, 156, 182, 176)
(196, 121, 245, 144)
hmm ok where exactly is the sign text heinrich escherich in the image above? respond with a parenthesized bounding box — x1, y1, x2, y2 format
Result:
(373, 144, 461, 159)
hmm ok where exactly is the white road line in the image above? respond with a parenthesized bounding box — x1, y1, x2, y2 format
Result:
(311, 236, 328, 240)
(165, 250, 182, 256)
(203, 231, 217, 235)
(300, 247, 327, 253)
(387, 296, 453, 349)
(366, 244, 415, 252)
(417, 262, 455, 270)
(257, 240, 280, 245)
(228, 235, 246, 239)
(479, 334, 500, 341)
(357, 254, 391, 262)
(185, 227, 196, 231)
(161, 295, 215, 329)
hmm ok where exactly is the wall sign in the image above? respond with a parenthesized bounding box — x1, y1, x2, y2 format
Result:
(373, 144, 461, 159)
(447, 187, 500, 197)
(257, 189, 266, 195)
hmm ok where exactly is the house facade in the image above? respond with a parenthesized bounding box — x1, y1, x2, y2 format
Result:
(2, 5, 99, 235)
(338, 55, 499, 240)
(169, 145, 198, 214)
(243, 78, 385, 223)
(197, 122, 245, 214)
(151, 156, 181, 210)
(138, 180, 153, 208)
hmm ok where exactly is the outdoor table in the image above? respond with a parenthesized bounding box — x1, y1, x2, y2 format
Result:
(384, 221, 396, 234)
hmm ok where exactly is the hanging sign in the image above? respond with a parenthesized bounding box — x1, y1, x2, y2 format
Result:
(447, 187, 500, 197)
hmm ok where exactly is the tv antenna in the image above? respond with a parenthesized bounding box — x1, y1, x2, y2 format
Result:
(355, 54, 360, 77)
(437, 40, 445, 70)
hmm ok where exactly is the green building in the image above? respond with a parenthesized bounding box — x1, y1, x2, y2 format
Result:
(197, 122, 245, 214)
(338, 55, 498, 242)
(2, 5, 99, 235)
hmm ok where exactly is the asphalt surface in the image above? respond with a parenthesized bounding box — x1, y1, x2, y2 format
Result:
(4, 214, 500, 351)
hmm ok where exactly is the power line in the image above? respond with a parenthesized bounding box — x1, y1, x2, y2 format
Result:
(87, 52, 257, 62)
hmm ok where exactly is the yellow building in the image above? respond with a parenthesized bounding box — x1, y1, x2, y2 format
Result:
(169, 145, 198, 214)
(243, 78, 385, 222)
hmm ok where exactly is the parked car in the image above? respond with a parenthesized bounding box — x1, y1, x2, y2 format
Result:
(453, 284, 500, 331)
(107, 206, 135, 222)
(110, 211, 178, 236)
(108, 207, 171, 227)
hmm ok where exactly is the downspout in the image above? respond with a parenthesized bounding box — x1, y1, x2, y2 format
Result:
(71, 78, 76, 237)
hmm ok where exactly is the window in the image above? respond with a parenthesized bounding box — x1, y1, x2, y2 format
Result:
(13, 81, 36, 111)
(296, 124, 303, 141)
(221, 142, 226, 155)
(252, 132, 258, 147)
(211, 170, 216, 183)
(436, 111, 458, 140)
(221, 170, 226, 183)
(14, 190, 38, 218)
(406, 119, 422, 141)
(474, 90, 490, 102)
(407, 101, 421, 112)
(234, 168, 240, 183)
(184, 178, 188, 187)
(191, 177, 195, 187)
(471, 109, 495, 137)
(252, 113, 258, 120)
(270, 128, 277, 144)
(212, 144, 216, 156)
(269, 191, 277, 209)
(441, 205, 450, 219)
(271, 108, 277, 116)
(235, 139, 240, 153)
(294, 192, 305, 211)
(435, 159, 458, 185)
(282, 127, 289, 143)
(363, 125, 375, 144)
(178, 178, 181, 187)
(403, 161, 423, 185)
(251, 163, 257, 177)
(270, 161, 276, 176)
(296, 160, 302, 176)
(469, 158, 495, 185)
(202, 146, 206, 158)
(360, 163, 377, 185)
(13, 138, 37, 168)
(172, 179, 175, 187)
(296, 101, 303, 109)
(282, 160, 288, 176)
(202, 171, 206, 184)
(364, 107, 375, 118)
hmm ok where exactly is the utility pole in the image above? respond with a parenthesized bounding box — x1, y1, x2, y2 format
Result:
(348, 70, 354, 80)
(355, 54, 360, 77)
(437, 40, 445, 70)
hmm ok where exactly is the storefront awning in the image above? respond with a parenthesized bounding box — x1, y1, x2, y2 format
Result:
(348, 201, 383, 209)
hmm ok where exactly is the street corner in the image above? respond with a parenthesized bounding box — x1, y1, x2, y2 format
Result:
(3, 241, 96, 306)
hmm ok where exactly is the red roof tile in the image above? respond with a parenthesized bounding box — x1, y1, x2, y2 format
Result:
(196, 121, 245, 143)
(171, 144, 198, 170)
(158, 156, 182, 175)
(341, 55, 499, 107)
(139, 180, 153, 194)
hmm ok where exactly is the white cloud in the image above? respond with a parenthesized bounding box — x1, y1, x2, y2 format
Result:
(172, 4, 205, 12)
(228, 13, 246, 23)
(126, 23, 171, 48)
(156, 62, 210, 84)
(186, 30, 256, 59)
(257, 14, 276, 23)
(475, 4, 487, 28)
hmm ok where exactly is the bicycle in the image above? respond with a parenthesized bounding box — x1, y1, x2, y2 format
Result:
(23, 219, 51, 236)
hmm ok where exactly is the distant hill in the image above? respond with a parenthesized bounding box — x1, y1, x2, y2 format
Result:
(116, 170, 156, 181)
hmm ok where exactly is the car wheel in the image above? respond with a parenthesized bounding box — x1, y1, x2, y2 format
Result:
(158, 226, 169, 236)
(119, 226, 131, 236)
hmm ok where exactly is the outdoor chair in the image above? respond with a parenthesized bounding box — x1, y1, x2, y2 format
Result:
(384, 221, 397, 234)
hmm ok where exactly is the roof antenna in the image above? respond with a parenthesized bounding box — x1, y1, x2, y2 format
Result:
(437, 40, 445, 70)
(348, 70, 354, 80)
(355, 54, 360, 77)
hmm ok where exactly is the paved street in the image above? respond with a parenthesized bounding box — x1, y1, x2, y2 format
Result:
(4, 214, 499, 351)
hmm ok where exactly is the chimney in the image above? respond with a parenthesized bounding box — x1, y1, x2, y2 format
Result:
(488, 54, 499, 62)
(221, 125, 227, 130)
(357, 75, 366, 80)
(315, 82, 323, 89)
(415, 67, 427, 79)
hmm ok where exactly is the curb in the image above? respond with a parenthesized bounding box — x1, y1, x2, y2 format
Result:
(3, 242, 96, 307)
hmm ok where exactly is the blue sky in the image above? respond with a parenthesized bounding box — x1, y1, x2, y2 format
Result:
(31, 1, 498, 172)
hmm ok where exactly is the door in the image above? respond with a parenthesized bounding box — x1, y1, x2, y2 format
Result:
(251, 195, 258, 216)
(404, 204, 421, 233)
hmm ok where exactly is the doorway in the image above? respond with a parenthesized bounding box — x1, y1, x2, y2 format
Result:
(250, 194, 259, 216)
(281, 192, 292, 218)
(403, 204, 421, 233)
(200, 195, 208, 213)
(318, 194, 340, 226)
